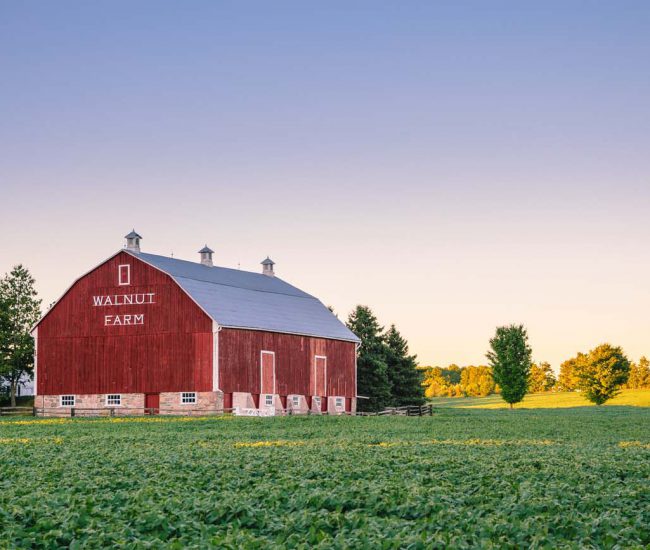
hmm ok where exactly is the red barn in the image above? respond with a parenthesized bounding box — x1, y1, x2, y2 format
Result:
(32, 231, 359, 415)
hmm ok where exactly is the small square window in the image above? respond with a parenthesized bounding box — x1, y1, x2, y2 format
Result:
(313, 396, 321, 407)
(335, 397, 344, 409)
(181, 392, 197, 404)
(107, 394, 121, 406)
(61, 395, 75, 407)
(292, 396, 300, 407)
(264, 394, 274, 407)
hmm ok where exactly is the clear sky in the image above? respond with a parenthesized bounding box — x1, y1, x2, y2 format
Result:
(1, 1, 649, 370)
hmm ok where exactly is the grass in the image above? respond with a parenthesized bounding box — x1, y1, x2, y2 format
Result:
(0, 408, 649, 547)
(428, 388, 650, 409)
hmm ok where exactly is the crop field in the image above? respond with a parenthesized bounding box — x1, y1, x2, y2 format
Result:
(428, 389, 650, 409)
(1, 408, 649, 548)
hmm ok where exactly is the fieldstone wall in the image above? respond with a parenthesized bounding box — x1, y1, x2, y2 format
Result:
(158, 391, 223, 415)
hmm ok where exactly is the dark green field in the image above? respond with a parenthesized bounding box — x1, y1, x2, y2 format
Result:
(1, 407, 649, 548)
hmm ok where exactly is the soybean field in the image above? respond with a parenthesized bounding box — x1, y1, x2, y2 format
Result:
(1, 408, 649, 548)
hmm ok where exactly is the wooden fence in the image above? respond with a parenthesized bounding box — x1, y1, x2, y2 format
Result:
(1, 404, 435, 418)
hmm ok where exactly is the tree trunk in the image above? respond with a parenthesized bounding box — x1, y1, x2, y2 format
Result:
(509, 403, 513, 410)
(10, 379, 17, 408)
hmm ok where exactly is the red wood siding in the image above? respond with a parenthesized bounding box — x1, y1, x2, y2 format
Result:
(37, 251, 213, 395)
(219, 328, 356, 398)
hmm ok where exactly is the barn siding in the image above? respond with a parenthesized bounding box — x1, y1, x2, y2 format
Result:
(219, 328, 356, 398)
(37, 252, 213, 395)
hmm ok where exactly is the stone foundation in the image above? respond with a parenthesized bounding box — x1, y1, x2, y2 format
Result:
(36, 392, 223, 417)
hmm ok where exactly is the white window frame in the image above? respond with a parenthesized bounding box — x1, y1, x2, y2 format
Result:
(313, 355, 327, 396)
(264, 394, 274, 407)
(106, 394, 122, 406)
(292, 395, 300, 408)
(335, 396, 345, 410)
(60, 395, 75, 407)
(180, 392, 197, 404)
(313, 396, 321, 409)
(118, 264, 131, 286)
(260, 350, 276, 394)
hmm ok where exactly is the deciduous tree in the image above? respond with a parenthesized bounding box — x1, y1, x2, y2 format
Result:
(528, 362, 556, 393)
(487, 324, 532, 408)
(575, 344, 630, 405)
(0, 265, 42, 406)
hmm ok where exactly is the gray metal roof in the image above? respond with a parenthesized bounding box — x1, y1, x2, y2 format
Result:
(125, 230, 142, 239)
(198, 245, 214, 254)
(261, 257, 275, 265)
(129, 251, 360, 342)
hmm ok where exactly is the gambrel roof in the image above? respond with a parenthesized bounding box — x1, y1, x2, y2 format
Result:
(130, 251, 360, 343)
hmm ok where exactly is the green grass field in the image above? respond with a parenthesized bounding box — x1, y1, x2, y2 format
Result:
(1, 408, 649, 548)
(428, 389, 650, 409)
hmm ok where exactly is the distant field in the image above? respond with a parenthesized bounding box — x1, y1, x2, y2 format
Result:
(429, 389, 650, 409)
(1, 408, 649, 547)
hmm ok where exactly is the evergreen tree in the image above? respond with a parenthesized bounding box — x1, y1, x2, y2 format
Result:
(384, 325, 424, 406)
(575, 344, 630, 405)
(346, 305, 391, 412)
(0, 265, 42, 406)
(486, 324, 532, 408)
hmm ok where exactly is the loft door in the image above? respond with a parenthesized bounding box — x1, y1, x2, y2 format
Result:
(313, 356, 327, 397)
(260, 351, 275, 396)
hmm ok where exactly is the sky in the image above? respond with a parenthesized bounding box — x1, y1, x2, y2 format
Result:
(1, 1, 649, 370)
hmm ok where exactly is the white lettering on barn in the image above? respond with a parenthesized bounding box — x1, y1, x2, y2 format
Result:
(92, 293, 155, 306)
(104, 314, 145, 326)
(93, 293, 155, 327)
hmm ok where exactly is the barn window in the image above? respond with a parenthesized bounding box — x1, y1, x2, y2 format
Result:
(264, 394, 274, 407)
(313, 396, 321, 408)
(292, 396, 300, 408)
(181, 392, 197, 404)
(106, 394, 121, 406)
(118, 264, 131, 286)
(335, 397, 344, 409)
(60, 395, 75, 407)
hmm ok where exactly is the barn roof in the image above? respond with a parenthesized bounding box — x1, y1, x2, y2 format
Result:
(129, 251, 360, 343)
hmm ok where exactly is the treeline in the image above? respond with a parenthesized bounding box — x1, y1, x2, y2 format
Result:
(346, 305, 425, 412)
(422, 361, 556, 398)
(422, 344, 650, 404)
(558, 351, 650, 392)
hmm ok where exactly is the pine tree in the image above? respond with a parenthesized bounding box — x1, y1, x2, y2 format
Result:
(346, 305, 391, 412)
(384, 325, 424, 406)
(486, 324, 532, 408)
(0, 265, 42, 406)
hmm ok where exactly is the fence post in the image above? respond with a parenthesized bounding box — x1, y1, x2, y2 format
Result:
(429, 405, 433, 416)
(110, 408, 115, 417)
(32, 406, 36, 417)
(70, 407, 75, 418)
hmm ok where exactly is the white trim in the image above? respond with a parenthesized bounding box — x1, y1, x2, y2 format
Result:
(180, 392, 197, 404)
(314, 355, 327, 396)
(335, 396, 344, 409)
(118, 264, 131, 286)
(260, 350, 276, 394)
(220, 324, 360, 344)
(60, 395, 75, 407)
(263, 394, 274, 407)
(106, 394, 122, 406)
(33, 327, 38, 396)
(212, 321, 221, 391)
(355, 342, 360, 400)
(291, 395, 300, 408)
